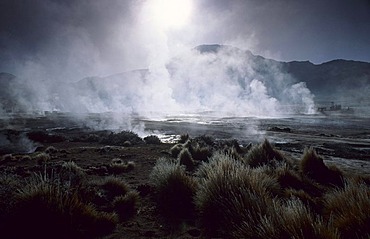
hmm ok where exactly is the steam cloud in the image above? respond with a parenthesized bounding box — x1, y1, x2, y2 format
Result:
(0, 0, 320, 126)
(1, 45, 315, 118)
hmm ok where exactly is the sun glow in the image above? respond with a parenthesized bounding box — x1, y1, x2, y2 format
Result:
(149, 0, 193, 29)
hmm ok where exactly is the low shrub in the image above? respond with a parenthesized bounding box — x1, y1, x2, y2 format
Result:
(144, 135, 161, 144)
(100, 131, 144, 146)
(27, 131, 66, 143)
(150, 158, 197, 222)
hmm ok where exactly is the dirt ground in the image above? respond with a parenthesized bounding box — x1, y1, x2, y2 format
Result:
(1, 113, 370, 238)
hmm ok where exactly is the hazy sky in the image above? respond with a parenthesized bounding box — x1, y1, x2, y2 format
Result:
(0, 0, 369, 80)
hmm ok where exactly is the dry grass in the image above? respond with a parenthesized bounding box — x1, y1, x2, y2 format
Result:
(169, 144, 183, 158)
(178, 148, 194, 171)
(323, 179, 370, 238)
(193, 146, 212, 161)
(249, 199, 340, 239)
(301, 148, 344, 186)
(195, 152, 280, 237)
(150, 158, 198, 222)
(60, 161, 86, 186)
(113, 190, 140, 221)
(45, 146, 58, 154)
(109, 158, 135, 174)
(33, 152, 50, 165)
(4, 172, 118, 239)
(101, 177, 130, 200)
(244, 139, 286, 167)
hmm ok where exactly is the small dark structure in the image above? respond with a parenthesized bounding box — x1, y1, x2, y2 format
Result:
(318, 102, 354, 114)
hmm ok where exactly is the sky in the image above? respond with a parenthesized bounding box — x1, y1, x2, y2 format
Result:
(0, 0, 369, 81)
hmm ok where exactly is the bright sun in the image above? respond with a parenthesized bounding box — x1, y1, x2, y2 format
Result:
(149, 0, 193, 29)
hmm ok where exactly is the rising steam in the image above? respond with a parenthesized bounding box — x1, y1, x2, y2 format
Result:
(1, 45, 316, 118)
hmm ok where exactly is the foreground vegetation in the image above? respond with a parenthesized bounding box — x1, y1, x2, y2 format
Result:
(0, 130, 369, 238)
(152, 135, 370, 238)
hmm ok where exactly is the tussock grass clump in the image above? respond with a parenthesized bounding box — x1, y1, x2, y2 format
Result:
(1, 154, 14, 163)
(101, 177, 130, 200)
(150, 158, 198, 221)
(178, 148, 194, 171)
(33, 152, 50, 165)
(5, 173, 118, 239)
(45, 146, 58, 154)
(20, 155, 32, 161)
(178, 134, 189, 144)
(113, 190, 140, 221)
(60, 161, 86, 185)
(195, 152, 280, 237)
(244, 139, 286, 167)
(266, 162, 324, 197)
(194, 135, 215, 146)
(301, 148, 344, 186)
(109, 158, 135, 174)
(191, 145, 212, 162)
(284, 189, 322, 214)
(123, 140, 132, 147)
(0, 172, 21, 219)
(323, 179, 370, 238)
(248, 199, 340, 239)
(144, 135, 161, 144)
(170, 144, 183, 158)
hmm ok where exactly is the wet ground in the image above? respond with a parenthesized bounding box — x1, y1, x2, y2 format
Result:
(1, 112, 370, 175)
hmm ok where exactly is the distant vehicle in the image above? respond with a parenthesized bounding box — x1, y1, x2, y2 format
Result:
(317, 102, 354, 114)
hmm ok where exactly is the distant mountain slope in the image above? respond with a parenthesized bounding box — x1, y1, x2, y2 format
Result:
(284, 59, 370, 101)
(195, 44, 370, 102)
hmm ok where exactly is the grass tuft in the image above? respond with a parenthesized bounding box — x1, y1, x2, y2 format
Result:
(113, 190, 140, 221)
(33, 152, 50, 165)
(178, 148, 194, 171)
(109, 158, 135, 174)
(4, 172, 118, 238)
(101, 177, 130, 200)
(195, 152, 280, 237)
(323, 179, 370, 238)
(301, 148, 343, 186)
(170, 144, 183, 158)
(150, 158, 197, 222)
(244, 139, 285, 167)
